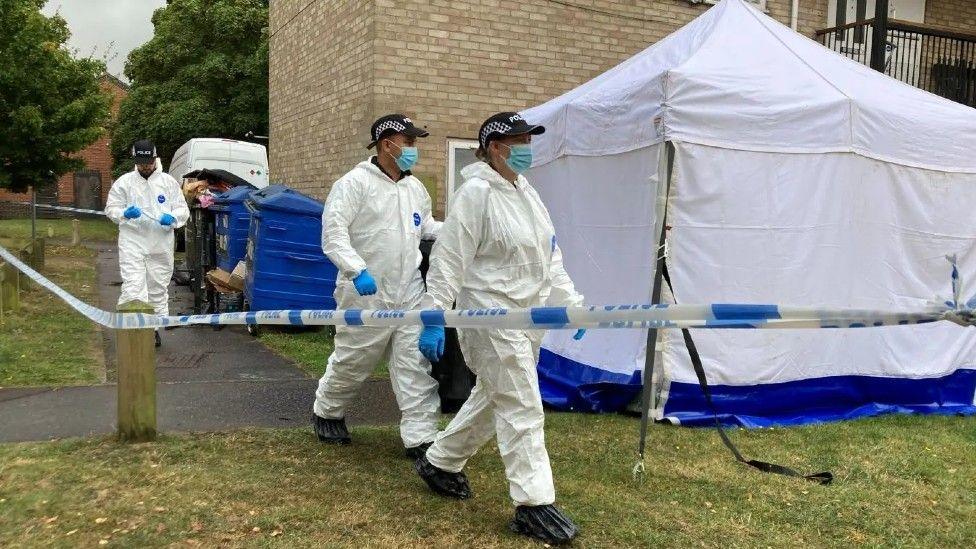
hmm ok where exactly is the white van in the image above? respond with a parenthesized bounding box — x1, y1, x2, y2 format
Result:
(168, 138, 270, 188)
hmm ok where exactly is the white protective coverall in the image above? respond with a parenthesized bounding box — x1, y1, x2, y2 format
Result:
(422, 161, 584, 506)
(104, 160, 189, 315)
(313, 159, 443, 448)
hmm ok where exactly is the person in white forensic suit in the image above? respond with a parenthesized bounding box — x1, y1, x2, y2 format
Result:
(104, 139, 189, 348)
(414, 112, 586, 545)
(312, 114, 443, 458)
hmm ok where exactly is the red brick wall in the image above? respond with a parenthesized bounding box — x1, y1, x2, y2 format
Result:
(0, 189, 30, 218)
(54, 76, 128, 208)
(1, 76, 126, 217)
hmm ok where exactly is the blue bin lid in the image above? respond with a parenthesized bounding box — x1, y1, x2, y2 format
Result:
(246, 184, 323, 217)
(213, 186, 254, 206)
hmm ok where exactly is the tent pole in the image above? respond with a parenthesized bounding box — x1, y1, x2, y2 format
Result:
(635, 140, 675, 479)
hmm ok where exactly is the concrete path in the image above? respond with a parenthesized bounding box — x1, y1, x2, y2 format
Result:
(0, 243, 400, 443)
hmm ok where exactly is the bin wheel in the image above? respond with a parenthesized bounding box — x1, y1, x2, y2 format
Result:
(247, 323, 260, 337)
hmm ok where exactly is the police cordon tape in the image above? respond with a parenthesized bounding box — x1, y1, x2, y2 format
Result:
(5, 243, 976, 332)
(3, 201, 106, 216)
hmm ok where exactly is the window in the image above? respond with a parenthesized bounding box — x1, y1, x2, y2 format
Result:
(445, 139, 479, 214)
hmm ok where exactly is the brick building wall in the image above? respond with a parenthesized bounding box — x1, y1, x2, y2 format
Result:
(926, 0, 976, 34)
(0, 74, 127, 216)
(267, 0, 830, 216)
(269, 0, 375, 194)
(53, 75, 128, 208)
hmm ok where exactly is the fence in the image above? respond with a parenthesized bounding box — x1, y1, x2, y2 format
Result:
(0, 238, 45, 318)
(0, 235, 157, 442)
(2, 236, 975, 445)
(816, 18, 976, 108)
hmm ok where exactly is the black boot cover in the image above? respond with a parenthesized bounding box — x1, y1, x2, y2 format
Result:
(414, 454, 472, 499)
(312, 414, 351, 444)
(509, 504, 579, 545)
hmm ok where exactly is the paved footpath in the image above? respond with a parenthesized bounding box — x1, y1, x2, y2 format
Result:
(0, 243, 399, 443)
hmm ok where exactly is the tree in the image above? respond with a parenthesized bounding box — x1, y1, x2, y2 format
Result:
(0, 0, 110, 192)
(112, 0, 269, 177)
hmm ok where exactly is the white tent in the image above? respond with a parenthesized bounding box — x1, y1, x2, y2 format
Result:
(524, 0, 976, 425)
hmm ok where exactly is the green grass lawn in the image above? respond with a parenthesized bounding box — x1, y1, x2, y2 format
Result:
(259, 327, 389, 379)
(0, 218, 117, 243)
(0, 413, 972, 547)
(0, 242, 104, 387)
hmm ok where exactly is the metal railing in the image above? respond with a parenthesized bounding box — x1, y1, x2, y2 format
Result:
(816, 18, 976, 108)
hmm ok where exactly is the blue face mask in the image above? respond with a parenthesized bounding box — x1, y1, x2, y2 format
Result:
(390, 143, 419, 172)
(502, 143, 533, 174)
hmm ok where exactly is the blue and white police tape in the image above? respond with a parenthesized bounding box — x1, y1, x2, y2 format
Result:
(2, 243, 975, 331)
(4, 201, 106, 216)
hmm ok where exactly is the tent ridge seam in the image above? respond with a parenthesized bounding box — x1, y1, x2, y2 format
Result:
(669, 0, 730, 76)
(741, 0, 855, 143)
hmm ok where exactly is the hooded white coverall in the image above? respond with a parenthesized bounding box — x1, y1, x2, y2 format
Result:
(313, 159, 443, 448)
(104, 161, 189, 316)
(422, 161, 584, 506)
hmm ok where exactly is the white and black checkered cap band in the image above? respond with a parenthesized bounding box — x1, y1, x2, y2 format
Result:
(480, 121, 512, 149)
(373, 120, 407, 142)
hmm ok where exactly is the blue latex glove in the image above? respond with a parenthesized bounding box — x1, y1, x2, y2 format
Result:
(419, 326, 445, 363)
(159, 213, 176, 227)
(123, 205, 141, 219)
(573, 328, 586, 341)
(353, 269, 377, 296)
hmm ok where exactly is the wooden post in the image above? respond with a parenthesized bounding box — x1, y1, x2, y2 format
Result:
(18, 243, 32, 290)
(29, 186, 36, 245)
(31, 237, 45, 271)
(116, 300, 157, 442)
(71, 219, 81, 246)
(0, 262, 19, 315)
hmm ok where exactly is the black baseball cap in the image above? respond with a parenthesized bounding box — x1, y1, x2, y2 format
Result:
(478, 112, 545, 151)
(366, 114, 429, 149)
(131, 139, 157, 164)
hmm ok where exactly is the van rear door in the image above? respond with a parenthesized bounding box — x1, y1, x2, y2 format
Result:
(228, 143, 269, 188)
(191, 140, 235, 173)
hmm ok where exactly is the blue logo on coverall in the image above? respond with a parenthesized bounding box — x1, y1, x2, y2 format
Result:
(413, 212, 421, 227)
(157, 194, 166, 204)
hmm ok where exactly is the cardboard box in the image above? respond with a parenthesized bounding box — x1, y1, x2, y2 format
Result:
(206, 268, 244, 292)
(230, 261, 247, 288)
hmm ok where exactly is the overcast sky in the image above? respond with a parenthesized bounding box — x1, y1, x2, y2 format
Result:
(42, 0, 167, 81)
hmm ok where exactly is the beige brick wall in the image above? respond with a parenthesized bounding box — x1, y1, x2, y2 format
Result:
(268, 0, 376, 197)
(925, 0, 976, 34)
(271, 0, 832, 215)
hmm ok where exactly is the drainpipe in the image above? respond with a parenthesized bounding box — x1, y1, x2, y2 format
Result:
(790, 0, 799, 30)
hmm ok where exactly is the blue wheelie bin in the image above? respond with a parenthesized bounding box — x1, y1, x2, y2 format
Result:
(211, 186, 254, 273)
(244, 185, 338, 333)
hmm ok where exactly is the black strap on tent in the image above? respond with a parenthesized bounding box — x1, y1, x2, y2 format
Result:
(662, 264, 833, 486)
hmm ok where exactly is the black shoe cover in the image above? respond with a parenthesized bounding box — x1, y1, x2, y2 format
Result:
(154, 331, 162, 348)
(404, 441, 432, 460)
(311, 414, 351, 444)
(414, 455, 472, 499)
(509, 504, 579, 545)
